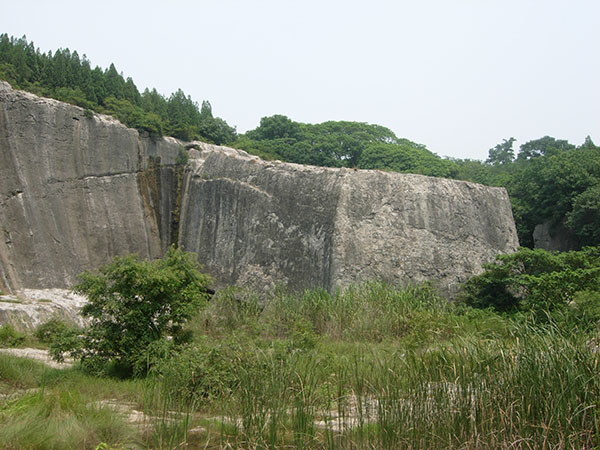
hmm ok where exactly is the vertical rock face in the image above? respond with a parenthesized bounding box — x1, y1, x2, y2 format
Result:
(0, 82, 181, 292)
(180, 144, 519, 295)
(533, 220, 578, 251)
(179, 146, 343, 291)
(329, 170, 518, 294)
(0, 82, 519, 296)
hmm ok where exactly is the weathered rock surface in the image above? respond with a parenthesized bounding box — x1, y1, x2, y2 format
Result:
(0, 81, 181, 292)
(180, 144, 519, 295)
(0, 347, 73, 368)
(533, 220, 578, 251)
(0, 289, 86, 331)
(0, 81, 519, 303)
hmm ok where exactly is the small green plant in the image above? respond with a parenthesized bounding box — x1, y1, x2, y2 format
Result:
(176, 146, 189, 166)
(152, 337, 246, 403)
(83, 108, 94, 119)
(0, 324, 26, 347)
(289, 317, 319, 351)
(34, 317, 77, 344)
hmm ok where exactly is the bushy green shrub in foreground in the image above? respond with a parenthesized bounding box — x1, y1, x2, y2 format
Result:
(50, 246, 213, 377)
(0, 324, 26, 347)
(3, 278, 600, 448)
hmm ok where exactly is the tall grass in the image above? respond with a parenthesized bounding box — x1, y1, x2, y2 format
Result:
(194, 331, 598, 448)
(0, 355, 144, 449)
(177, 282, 600, 448)
(2, 282, 598, 448)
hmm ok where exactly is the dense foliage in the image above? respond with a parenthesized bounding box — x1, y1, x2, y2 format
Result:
(460, 246, 600, 319)
(0, 34, 236, 144)
(50, 247, 213, 377)
(465, 135, 600, 248)
(234, 115, 455, 177)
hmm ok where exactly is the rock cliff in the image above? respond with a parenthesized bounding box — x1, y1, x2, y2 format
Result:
(0, 82, 519, 298)
(180, 144, 518, 295)
(0, 81, 181, 292)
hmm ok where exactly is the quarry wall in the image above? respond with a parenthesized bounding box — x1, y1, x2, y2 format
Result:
(0, 82, 519, 296)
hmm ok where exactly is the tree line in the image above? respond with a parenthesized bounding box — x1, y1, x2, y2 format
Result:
(470, 136, 600, 249)
(0, 34, 236, 144)
(1, 34, 598, 250)
(237, 116, 599, 249)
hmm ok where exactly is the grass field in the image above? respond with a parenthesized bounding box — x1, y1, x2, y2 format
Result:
(1, 282, 598, 449)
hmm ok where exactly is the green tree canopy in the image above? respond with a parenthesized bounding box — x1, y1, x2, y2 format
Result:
(236, 116, 440, 171)
(486, 138, 516, 166)
(517, 136, 575, 161)
(0, 34, 237, 145)
(52, 247, 213, 377)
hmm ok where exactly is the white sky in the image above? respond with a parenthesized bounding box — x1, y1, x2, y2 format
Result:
(1, 0, 598, 160)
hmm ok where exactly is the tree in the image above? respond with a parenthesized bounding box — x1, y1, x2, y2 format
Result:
(516, 136, 574, 161)
(486, 138, 516, 166)
(508, 139, 600, 247)
(0, 34, 238, 146)
(459, 246, 600, 314)
(246, 114, 301, 141)
(566, 184, 600, 246)
(357, 142, 455, 177)
(104, 63, 125, 99)
(52, 247, 213, 377)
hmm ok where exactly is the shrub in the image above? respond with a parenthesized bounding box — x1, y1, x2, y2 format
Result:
(460, 246, 600, 314)
(34, 317, 77, 344)
(51, 246, 213, 377)
(0, 325, 26, 347)
(176, 146, 189, 166)
(151, 337, 247, 403)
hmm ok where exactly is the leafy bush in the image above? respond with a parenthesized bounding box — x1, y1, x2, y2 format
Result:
(175, 146, 189, 166)
(51, 246, 213, 377)
(151, 337, 248, 403)
(460, 246, 600, 315)
(34, 317, 77, 344)
(551, 289, 600, 331)
(0, 324, 26, 347)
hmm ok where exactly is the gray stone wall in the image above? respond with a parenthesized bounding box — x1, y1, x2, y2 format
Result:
(0, 82, 180, 291)
(180, 144, 519, 295)
(0, 82, 519, 296)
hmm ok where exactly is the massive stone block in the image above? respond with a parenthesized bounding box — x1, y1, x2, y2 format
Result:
(0, 82, 519, 297)
(180, 144, 519, 295)
(0, 82, 181, 291)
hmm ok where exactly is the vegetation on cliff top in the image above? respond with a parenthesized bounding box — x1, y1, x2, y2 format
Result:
(0, 34, 236, 144)
(1, 34, 599, 249)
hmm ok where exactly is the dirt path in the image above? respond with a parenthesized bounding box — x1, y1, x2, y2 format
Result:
(0, 347, 73, 369)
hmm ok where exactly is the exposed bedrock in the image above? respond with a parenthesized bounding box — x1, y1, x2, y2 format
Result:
(180, 145, 519, 295)
(0, 82, 181, 292)
(0, 82, 519, 297)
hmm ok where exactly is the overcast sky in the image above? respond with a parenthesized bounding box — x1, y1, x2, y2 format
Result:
(1, 0, 598, 160)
